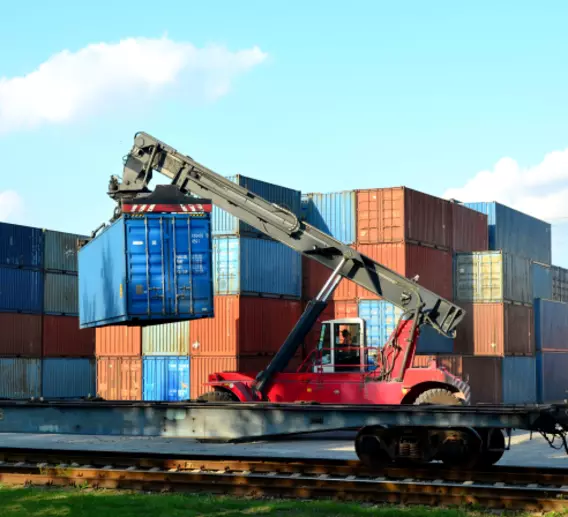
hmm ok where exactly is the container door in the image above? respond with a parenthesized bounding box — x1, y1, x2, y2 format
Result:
(170, 216, 212, 316)
(128, 217, 169, 315)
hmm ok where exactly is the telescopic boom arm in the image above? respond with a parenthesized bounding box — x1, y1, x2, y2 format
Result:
(108, 132, 465, 395)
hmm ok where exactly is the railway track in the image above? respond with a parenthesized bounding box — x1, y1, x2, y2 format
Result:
(0, 448, 566, 510)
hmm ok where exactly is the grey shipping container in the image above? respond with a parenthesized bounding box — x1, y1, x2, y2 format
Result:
(44, 272, 79, 315)
(0, 358, 41, 399)
(552, 265, 568, 302)
(42, 358, 96, 399)
(44, 229, 86, 273)
(142, 321, 191, 356)
(454, 251, 532, 304)
(502, 356, 537, 404)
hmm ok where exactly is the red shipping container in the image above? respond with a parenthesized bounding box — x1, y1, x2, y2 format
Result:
(357, 243, 453, 301)
(454, 303, 534, 356)
(190, 296, 303, 356)
(356, 187, 451, 249)
(43, 315, 95, 357)
(95, 326, 142, 357)
(450, 202, 488, 252)
(96, 357, 142, 400)
(302, 256, 358, 301)
(0, 313, 42, 357)
(412, 354, 464, 376)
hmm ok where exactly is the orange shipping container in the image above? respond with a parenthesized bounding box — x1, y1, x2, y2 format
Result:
(43, 315, 95, 357)
(96, 357, 142, 400)
(190, 296, 303, 356)
(357, 243, 453, 301)
(0, 313, 42, 357)
(95, 326, 141, 357)
(357, 187, 451, 249)
(302, 256, 357, 301)
(450, 202, 489, 252)
(454, 303, 534, 356)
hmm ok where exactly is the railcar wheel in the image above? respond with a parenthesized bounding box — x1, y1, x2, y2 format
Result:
(414, 388, 462, 406)
(476, 428, 505, 467)
(197, 390, 238, 402)
(355, 426, 390, 469)
(438, 427, 483, 468)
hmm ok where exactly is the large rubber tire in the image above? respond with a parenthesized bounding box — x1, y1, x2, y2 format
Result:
(414, 388, 462, 406)
(197, 390, 238, 402)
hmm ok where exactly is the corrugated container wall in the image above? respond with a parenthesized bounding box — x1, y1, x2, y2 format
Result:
(462, 356, 503, 405)
(464, 202, 552, 264)
(142, 322, 190, 356)
(302, 256, 357, 301)
(412, 355, 464, 377)
(357, 243, 453, 301)
(450, 203, 488, 252)
(96, 357, 142, 400)
(0, 267, 43, 313)
(42, 315, 95, 357)
(502, 356, 537, 404)
(190, 356, 237, 399)
(537, 351, 568, 403)
(190, 296, 302, 355)
(454, 302, 534, 356)
(532, 263, 553, 301)
(79, 213, 214, 328)
(143, 356, 190, 401)
(0, 222, 43, 269)
(301, 191, 356, 244)
(356, 187, 451, 249)
(213, 237, 301, 298)
(44, 229, 85, 272)
(0, 314, 42, 357)
(358, 300, 453, 354)
(42, 358, 96, 398)
(95, 326, 142, 357)
(0, 358, 41, 399)
(454, 251, 531, 305)
(212, 175, 301, 237)
(43, 272, 79, 315)
(534, 299, 568, 351)
(552, 266, 568, 302)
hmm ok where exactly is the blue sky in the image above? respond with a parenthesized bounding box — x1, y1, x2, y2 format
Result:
(0, 1, 567, 265)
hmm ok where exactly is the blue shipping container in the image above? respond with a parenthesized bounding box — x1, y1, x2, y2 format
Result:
(0, 222, 43, 269)
(78, 213, 214, 328)
(532, 262, 553, 300)
(464, 202, 551, 264)
(0, 358, 41, 399)
(358, 300, 454, 354)
(143, 356, 190, 401)
(502, 356, 537, 404)
(213, 236, 301, 298)
(42, 358, 96, 399)
(212, 175, 301, 237)
(301, 191, 356, 244)
(536, 351, 568, 403)
(534, 299, 568, 351)
(0, 267, 43, 313)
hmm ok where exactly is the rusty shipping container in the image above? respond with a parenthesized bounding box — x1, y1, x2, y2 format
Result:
(450, 202, 488, 252)
(43, 315, 95, 357)
(189, 354, 303, 399)
(190, 296, 303, 356)
(357, 243, 453, 301)
(454, 302, 534, 356)
(0, 313, 42, 357)
(0, 358, 41, 399)
(43, 272, 79, 315)
(96, 357, 142, 400)
(95, 326, 142, 357)
(356, 187, 452, 249)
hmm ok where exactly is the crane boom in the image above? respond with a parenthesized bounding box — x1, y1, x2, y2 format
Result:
(109, 132, 465, 339)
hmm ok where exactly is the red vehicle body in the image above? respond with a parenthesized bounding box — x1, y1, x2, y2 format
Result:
(201, 317, 471, 405)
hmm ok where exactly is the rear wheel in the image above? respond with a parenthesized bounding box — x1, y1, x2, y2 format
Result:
(355, 426, 390, 469)
(197, 390, 238, 402)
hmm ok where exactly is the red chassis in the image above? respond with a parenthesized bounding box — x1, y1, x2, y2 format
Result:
(200, 318, 471, 405)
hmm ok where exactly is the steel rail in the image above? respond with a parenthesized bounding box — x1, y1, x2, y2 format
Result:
(0, 448, 566, 509)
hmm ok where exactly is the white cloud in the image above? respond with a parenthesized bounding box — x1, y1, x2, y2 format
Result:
(443, 148, 568, 222)
(0, 37, 267, 134)
(0, 191, 24, 223)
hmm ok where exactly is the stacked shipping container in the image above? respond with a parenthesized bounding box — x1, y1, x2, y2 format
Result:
(0, 222, 95, 399)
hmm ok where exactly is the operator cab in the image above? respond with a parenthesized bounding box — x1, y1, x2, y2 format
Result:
(315, 318, 375, 373)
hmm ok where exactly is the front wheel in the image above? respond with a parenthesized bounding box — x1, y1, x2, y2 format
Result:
(414, 388, 462, 406)
(197, 390, 238, 402)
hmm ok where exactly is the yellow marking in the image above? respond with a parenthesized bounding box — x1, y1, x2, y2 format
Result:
(119, 284, 123, 298)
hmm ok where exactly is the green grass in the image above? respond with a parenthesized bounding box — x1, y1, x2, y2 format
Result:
(0, 488, 560, 517)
